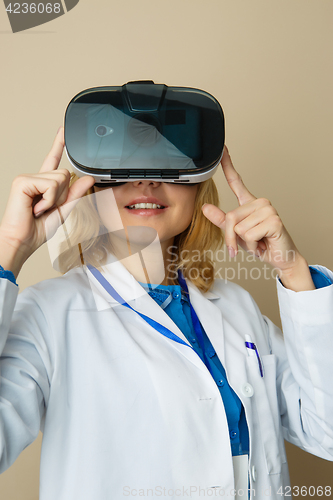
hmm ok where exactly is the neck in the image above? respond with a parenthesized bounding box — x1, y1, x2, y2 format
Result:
(107, 231, 178, 286)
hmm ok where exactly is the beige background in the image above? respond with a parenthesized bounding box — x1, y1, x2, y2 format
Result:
(1, 0, 333, 498)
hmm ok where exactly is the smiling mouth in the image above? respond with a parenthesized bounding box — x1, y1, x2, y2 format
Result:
(126, 203, 166, 209)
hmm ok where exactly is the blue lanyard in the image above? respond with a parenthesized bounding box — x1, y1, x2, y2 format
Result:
(87, 265, 214, 376)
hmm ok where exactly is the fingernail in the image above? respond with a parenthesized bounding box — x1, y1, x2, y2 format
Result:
(228, 246, 235, 258)
(35, 211, 44, 218)
(57, 126, 62, 134)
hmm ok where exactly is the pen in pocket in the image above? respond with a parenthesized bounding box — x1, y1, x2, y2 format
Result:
(245, 334, 264, 378)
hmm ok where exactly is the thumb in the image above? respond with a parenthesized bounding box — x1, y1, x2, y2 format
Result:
(57, 175, 96, 220)
(202, 203, 226, 231)
(40, 175, 95, 239)
(66, 176, 96, 205)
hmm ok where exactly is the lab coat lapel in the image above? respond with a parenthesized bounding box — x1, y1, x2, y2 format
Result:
(135, 292, 214, 375)
(186, 277, 253, 416)
(85, 260, 210, 375)
(185, 277, 226, 367)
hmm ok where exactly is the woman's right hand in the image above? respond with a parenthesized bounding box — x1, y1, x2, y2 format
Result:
(0, 127, 95, 278)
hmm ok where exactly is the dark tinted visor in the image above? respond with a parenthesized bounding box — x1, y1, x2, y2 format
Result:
(65, 82, 224, 180)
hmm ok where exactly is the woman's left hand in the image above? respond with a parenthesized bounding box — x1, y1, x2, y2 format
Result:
(201, 146, 315, 290)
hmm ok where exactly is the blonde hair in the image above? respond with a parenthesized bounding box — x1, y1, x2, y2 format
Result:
(57, 174, 224, 293)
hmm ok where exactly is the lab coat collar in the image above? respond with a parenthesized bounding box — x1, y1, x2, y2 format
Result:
(84, 255, 226, 372)
(85, 257, 253, 418)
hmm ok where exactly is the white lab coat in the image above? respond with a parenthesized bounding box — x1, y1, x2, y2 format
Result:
(0, 261, 332, 500)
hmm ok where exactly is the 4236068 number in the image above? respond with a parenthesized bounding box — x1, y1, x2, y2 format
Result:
(277, 486, 331, 497)
(6, 3, 61, 14)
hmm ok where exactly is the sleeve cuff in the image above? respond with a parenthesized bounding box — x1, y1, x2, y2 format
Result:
(277, 264, 333, 290)
(276, 265, 333, 325)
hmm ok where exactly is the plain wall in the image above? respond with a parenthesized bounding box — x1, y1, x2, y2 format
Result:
(0, 0, 332, 498)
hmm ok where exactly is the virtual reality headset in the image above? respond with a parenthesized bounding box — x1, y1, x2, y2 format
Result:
(64, 81, 225, 186)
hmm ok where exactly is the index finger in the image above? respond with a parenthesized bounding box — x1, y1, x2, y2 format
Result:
(221, 146, 256, 206)
(39, 126, 65, 173)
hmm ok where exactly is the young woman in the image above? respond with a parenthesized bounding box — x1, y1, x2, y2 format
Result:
(0, 127, 332, 500)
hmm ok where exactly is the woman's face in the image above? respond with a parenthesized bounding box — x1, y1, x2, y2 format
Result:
(94, 180, 199, 250)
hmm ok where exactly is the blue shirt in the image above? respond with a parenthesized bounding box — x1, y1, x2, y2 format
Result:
(307, 266, 332, 288)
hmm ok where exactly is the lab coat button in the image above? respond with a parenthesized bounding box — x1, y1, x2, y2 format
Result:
(172, 291, 180, 299)
(241, 383, 254, 397)
(217, 379, 225, 387)
(230, 430, 237, 439)
(251, 465, 257, 481)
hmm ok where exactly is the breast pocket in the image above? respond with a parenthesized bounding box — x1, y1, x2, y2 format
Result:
(246, 353, 287, 474)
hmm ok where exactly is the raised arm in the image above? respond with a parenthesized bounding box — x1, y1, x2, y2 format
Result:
(202, 146, 316, 292)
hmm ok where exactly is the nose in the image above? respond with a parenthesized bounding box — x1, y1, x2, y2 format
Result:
(131, 180, 161, 188)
